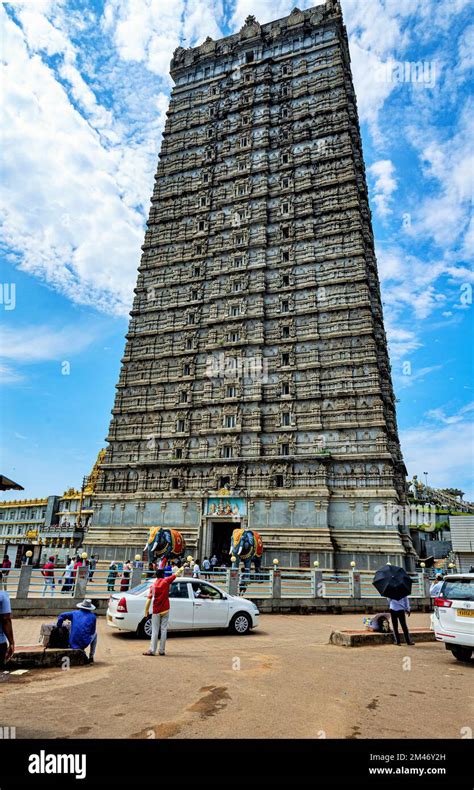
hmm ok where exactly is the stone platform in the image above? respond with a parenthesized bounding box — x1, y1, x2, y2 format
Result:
(329, 628, 436, 647)
(6, 645, 88, 670)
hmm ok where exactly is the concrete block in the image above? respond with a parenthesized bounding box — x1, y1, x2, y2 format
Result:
(6, 647, 88, 670)
(329, 628, 436, 647)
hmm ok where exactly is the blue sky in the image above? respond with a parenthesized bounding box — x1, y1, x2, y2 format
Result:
(1, 0, 473, 500)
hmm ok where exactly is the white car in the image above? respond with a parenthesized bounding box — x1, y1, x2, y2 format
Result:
(107, 576, 259, 637)
(433, 573, 474, 662)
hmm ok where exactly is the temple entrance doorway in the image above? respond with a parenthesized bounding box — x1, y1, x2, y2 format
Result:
(210, 520, 238, 566)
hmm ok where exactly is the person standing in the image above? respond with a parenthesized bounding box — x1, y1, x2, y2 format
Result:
(120, 560, 132, 592)
(429, 574, 444, 597)
(202, 556, 211, 579)
(0, 588, 14, 669)
(57, 599, 98, 663)
(0, 555, 11, 591)
(107, 563, 118, 592)
(41, 556, 56, 597)
(210, 554, 218, 570)
(388, 596, 415, 645)
(192, 559, 201, 578)
(88, 555, 97, 582)
(143, 566, 184, 656)
(61, 557, 75, 594)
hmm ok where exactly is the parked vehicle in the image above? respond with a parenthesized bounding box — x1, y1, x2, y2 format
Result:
(433, 573, 474, 662)
(107, 577, 259, 637)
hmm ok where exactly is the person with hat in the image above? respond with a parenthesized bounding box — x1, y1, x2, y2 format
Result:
(56, 599, 98, 663)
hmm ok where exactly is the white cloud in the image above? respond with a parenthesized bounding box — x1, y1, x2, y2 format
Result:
(0, 323, 99, 364)
(401, 404, 474, 499)
(369, 159, 397, 217)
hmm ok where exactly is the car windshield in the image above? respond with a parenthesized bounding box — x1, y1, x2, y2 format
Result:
(128, 581, 152, 596)
(441, 579, 474, 601)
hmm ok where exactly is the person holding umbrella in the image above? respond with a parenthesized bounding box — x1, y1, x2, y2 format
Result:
(387, 595, 415, 646)
(372, 563, 415, 646)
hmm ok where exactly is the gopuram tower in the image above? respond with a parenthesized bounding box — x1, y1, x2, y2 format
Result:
(87, 0, 416, 571)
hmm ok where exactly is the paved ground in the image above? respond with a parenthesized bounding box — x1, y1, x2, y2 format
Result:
(2, 613, 472, 739)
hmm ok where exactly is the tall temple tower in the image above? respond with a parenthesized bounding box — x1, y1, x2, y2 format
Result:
(88, 0, 416, 570)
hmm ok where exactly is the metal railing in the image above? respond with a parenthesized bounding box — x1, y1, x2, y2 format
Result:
(5, 565, 430, 602)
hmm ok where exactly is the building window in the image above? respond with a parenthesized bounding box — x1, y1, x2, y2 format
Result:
(198, 220, 205, 231)
(180, 391, 188, 403)
(229, 331, 240, 342)
(282, 226, 290, 239)
(282, 153, 289, 165)
(188, 313, 195, 324)
(193, 266, 201, 277)
(282, 412, 290, 426)
(240, 136, 248, 148)
(177, 419, 185, 432)
(203, 173, 210, 183)
(238, 160, 247, 172)
(282, 250, 290, 262)
(200, 196, 207, 207)
(183, 364, 190, 375)
(233, 257, 243, 269)
(282, 177, 289, 188)
(233, 281, 242, 292)
(220, 476, 230, 488)
(282, 325, 290, 338)
(223, 445, 233, 458)
(282, 202, 290, 215)
(231, 305, 240, 316)
(171, 478, 180, 490)
(282, 381, 290, 395)
(175, 448, 183, 459)
(227, 385, 237, 398)
(281, 443, 289, 456)
(281, 300, 289, 313)
(225, 415, 236, 428)
(282, 274, 290, 286)
(186, 337, 193, 350)
(275, 475, 284, 488)
(245, 51, 254, 64)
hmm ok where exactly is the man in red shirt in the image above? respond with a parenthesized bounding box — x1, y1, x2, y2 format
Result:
(143, 566, 183, 656)
(41, 556, 56, 597)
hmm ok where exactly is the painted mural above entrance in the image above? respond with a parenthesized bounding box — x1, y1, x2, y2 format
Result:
(206, 497, 246, 519)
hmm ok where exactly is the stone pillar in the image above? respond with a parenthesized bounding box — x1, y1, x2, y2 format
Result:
(272, 568, 281, 599)
(228, 568, 239, 596)
(351, 570, 361, 599)
(131, 565, 142, 589)
(17, 565, 33, 598)
(74, 566, 88, 599)
(422, 572, 431, 598)
(313, 570, 323, 598)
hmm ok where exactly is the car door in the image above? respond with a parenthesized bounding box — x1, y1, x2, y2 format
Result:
(168, 581, 194, 630)
(192, 582, 229, 628)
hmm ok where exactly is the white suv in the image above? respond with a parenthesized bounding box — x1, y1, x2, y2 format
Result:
(433, 573, 474, 662)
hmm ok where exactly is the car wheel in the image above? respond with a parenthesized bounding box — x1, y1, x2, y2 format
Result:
(451, 646, 473, 662)
(137, 616, 153, 639)
(230, 612, 251, 635)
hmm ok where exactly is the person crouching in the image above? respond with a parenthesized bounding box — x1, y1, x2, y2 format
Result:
(56, 599, 98, 663)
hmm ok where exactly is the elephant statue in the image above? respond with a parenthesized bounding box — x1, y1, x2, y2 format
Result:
(230, 528, 263, 572)
(144, 527, 185, 566)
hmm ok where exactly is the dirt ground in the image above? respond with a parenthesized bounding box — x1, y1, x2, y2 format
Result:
(2, 613, 472, 739)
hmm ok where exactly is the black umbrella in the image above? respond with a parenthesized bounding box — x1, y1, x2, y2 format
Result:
(372, 563, 413, 601)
